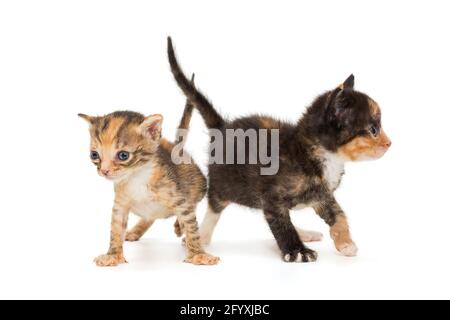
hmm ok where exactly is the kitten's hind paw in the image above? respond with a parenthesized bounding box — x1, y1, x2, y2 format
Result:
(125, 232, 141, 242)
(297, 228, 323, 242)
(184, 253, 220, 265)
(282, 248, 317, 263)
(94, 254, 127, 267)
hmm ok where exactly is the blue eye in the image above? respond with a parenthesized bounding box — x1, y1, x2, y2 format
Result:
(117, 151, 130, 161)
(90, 151, 100, 161)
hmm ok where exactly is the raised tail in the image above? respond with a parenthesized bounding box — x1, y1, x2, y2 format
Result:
(167, 37, 225, 129)
(175, 74, 195, 145)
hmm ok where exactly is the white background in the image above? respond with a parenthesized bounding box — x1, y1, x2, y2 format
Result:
(0, 0, 449, 300)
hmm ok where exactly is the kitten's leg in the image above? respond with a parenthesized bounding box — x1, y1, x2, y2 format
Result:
(199, 199, 228, 245)
(177, 207, 219, 265)
(314, 198, 358, 257)
(291, 206, 323, 242)
(125, 219, 154, 242)
(94, 201, 130, 267)
(174, 219, 184, 237)
(296, 228, 323, 242)
(264, 205, 317, 263)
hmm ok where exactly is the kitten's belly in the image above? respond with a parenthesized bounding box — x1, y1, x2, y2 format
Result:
(291, 203, 310, 211)
(131, 199, 172, 220)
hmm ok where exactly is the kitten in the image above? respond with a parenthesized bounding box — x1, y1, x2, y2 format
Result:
(167, 37, 391, 263)
(78, 93, 219, 266)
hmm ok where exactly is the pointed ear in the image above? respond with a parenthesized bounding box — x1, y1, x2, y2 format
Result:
(78, 113, 96, 125)
(139, 114, 163, 140)
(338, 74, 355, 90)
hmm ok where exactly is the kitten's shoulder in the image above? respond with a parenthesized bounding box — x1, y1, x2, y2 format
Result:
(155, 138, 206, 202)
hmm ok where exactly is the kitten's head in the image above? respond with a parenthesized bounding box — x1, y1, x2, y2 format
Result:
(78, 111, 163, 181)
(307, 75, 391, 161)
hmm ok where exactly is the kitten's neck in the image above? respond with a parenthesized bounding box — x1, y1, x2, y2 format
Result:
(317, 147, 346, 191)
(296, 114, 348, 168)
(296, 108, 338, 153)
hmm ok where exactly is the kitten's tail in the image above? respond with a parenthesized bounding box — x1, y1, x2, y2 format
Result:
(167, 37, 225, 129)
(175, 74, 195, 145)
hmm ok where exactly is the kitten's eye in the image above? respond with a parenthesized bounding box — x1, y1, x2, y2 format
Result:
(369, 126, 378, 137)
(90, 151, 100, 161)
(117, 151, 130, 161)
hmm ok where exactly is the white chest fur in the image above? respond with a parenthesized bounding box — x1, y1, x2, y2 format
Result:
(321, 150, 345, 191)
(118, 165, 172, 220)
(292, 151, 345, 211)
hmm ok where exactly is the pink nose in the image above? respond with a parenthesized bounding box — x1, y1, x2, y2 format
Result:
(384, 140, 392, 148)
(101, 169, 110, 176)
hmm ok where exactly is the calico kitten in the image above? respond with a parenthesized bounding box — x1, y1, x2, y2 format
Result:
(167, 37, 391, 263)
(78, 94, 219, 266)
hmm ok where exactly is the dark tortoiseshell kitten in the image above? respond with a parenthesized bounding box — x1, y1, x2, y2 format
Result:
(167, 37, 391, 263)
(79, 92, 219, 266)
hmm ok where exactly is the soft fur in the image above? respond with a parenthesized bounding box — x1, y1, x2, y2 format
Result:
(79, 95, 219, 266)
(167, 37, 391, 262)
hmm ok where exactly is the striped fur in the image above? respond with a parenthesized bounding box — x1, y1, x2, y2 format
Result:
(79, 110, 219, 266)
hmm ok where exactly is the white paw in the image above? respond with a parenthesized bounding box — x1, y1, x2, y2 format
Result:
(339, 243, 358, 257)
(297, 228, 323, 242)
(283, 249, 317, 263)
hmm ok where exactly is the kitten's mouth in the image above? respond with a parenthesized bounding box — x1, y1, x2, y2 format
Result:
(367, 146, 389, 160)
(100, 173, 124, 181)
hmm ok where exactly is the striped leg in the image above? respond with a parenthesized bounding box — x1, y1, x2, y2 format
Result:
(177, 207, 219, 265)
(94, 201, 130, 267)
(125, 218, 154, 242)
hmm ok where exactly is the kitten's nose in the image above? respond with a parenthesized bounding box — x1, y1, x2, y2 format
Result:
(101, 169, 110, 176)
(384, 139, 392, 148)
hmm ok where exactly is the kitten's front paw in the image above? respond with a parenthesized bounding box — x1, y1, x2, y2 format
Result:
(125, 232, 141, 242)
(336, 242, 358, 257)
(94, 254, 127, 267)
(282, 248, 318, 263)
(184, 253, 220, 265)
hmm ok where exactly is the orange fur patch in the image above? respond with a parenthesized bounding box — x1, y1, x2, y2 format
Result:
(368, 99, 381, 116)
(258, 116, 279, 129)
(99, 117, 124, 146)
(184, 253, 220, 265)
(159, 138, 174, 153)
(330, 215, 352, 251)
(338, 129, 390, 160)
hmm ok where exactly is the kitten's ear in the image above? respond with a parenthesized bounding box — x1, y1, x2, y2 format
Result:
(78, 113, 96, 125)
(139, 114, 163, 140)
(327, 89, 354, 126)
(338, 74, 355, 90)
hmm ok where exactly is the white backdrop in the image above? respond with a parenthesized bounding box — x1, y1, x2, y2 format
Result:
(1, 0, 449, 299)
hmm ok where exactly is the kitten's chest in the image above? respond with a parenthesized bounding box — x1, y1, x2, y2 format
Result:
(321, 151, 345, 191)
(122, 170, 172, 219)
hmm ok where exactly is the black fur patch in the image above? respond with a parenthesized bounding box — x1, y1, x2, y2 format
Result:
(167, 37, 381, 262)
